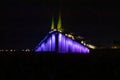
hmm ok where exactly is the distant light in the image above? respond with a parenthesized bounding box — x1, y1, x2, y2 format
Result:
(86, 44, 96, 49)
(65, 34, 75, 40)
(25, 49, 30, 52)
(10, 49, 13, 52)
(111, 46, 118, 49)
(53, 29, 57, 31)
(81, 41, 84, 44)
(83, 43, 86, 45)
(68, 34, 72, 37)
(0, 49, 16, 52)
(5, 50, 8, 52)
(0, 50, 4, 52)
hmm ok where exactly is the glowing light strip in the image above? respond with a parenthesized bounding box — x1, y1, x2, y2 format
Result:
(35, 31, 89, 53)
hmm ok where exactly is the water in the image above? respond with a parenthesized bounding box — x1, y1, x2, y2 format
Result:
(0, 50, 120, 79)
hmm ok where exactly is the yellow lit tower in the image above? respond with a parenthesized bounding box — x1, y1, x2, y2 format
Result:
(51, 17, 55, 30)
(57, 13, 63, 32)
(35, 12, 90, 53)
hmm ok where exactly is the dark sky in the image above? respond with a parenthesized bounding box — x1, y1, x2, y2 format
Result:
(0, 0, 120, 49)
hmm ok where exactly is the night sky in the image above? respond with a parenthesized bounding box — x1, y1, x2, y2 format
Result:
(0, 0, 120, 49)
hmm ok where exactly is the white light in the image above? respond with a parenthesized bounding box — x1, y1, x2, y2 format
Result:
(65, 34, 67, 36)
(10, 49, 13, 52)
(53, 29, 57, 31)
(87, 44, 96, 49)
(81, 41, 84, 44)
(84, 43, 86, 45)
(67, 34, 75, 40)
(25, 49, 30, 52)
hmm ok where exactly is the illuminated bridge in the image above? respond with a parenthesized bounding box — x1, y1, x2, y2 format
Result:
(35, 15, 90, 53)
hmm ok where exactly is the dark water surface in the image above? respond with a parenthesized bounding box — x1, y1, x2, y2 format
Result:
(0, 49, 120, 80)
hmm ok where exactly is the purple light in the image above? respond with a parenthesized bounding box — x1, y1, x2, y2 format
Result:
(35, 33, 56, 52)
(58, 33, 89, 53)
(51, 34, 56, 51)
(35, 31, 89, 53)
